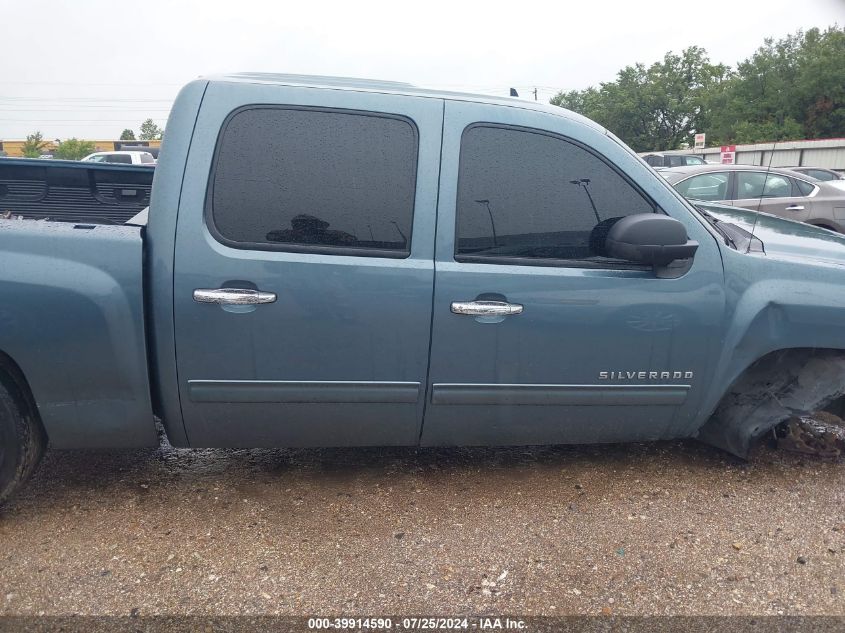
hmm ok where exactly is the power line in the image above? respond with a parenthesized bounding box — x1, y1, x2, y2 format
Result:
(0, 118, 168, 122)
(0, 97, 175, 102)
(0, 81, 182, 86)
(0, 108, 171, 112)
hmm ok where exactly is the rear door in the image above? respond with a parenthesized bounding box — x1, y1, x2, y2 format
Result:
(732, 171, 812, 223)
(173, 82, 442, 447)
(421, 101, 725, 446)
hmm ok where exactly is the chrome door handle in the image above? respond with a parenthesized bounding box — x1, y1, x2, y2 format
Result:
(451, 300, 523, 316)
(193, 288, 277, 305)
(785, 205, 805, 211)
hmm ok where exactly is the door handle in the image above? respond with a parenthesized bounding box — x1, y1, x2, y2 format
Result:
(785, 205, 805, 211)
(193, 288, 277, 305)
(451, 300, 523, 316)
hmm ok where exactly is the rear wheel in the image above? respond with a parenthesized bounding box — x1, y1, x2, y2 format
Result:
(0, 370, 46, 505)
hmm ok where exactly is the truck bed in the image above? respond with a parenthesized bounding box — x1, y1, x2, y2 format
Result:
(0, 218, 158, 448)
(0, 157, 154, 224)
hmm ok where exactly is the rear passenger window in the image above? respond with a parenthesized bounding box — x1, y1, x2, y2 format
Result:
(736, 172, 791, 199)
(209, 107, 418, 256)
(794, 179, 815, 195)
(455, 125, 656, 265)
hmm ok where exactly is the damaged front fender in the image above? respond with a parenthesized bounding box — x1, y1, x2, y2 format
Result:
(697, 349, 845, 458)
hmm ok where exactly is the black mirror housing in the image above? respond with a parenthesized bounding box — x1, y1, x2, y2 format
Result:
(605, 214, 698, 267)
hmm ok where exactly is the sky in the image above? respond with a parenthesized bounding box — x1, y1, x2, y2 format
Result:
(0, 0, 843, 140)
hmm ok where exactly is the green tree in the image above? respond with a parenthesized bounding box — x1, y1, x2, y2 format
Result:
(731, 119, 804, 145)
(551, 26, 845, 149)
(550, 87, 599, 114)
(792, 26, 845, 139)
(551, 47, 728, 152)
(692, 26, 843, 144)
(708, 31, 805, 144)
(119, 128, 136, 140)
(53, 138, 96, 161)
(21, 131, 48, 158)
(138, 118, 163, 140)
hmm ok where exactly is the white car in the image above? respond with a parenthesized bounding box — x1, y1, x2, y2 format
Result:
(81, 150, 156, 166)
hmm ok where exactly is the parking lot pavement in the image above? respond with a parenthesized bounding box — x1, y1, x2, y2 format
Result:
(1, 437, 844, 616)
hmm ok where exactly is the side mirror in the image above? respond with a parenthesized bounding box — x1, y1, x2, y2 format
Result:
(605, 214, 698, 268)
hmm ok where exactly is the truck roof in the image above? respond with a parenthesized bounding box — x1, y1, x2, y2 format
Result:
(205, 72, 604, 133)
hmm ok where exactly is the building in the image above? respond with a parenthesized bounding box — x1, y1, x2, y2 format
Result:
(0, 138, 162, 158)
(649, 138, 845, 172)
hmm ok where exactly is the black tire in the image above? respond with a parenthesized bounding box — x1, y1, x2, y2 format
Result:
(0, 369, 46, 506)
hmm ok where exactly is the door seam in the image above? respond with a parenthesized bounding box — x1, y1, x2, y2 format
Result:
(417, 98, 446, 445)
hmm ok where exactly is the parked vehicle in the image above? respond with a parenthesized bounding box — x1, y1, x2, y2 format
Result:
(0, 157, 154, 223)
(642, 152, 708, 167)
(81, 150, 156, 166)
(660, 164, 845, 232)
(5, 74, 845, 503)
(116, 144, 160, 159)
(786, 166, 844, 182)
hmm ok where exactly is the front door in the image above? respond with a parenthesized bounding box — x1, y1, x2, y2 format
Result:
(173, 83, 442, 447)
(421, 101, 726, 446)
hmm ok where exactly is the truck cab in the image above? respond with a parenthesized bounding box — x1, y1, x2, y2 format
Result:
(147, 75, 724, 449)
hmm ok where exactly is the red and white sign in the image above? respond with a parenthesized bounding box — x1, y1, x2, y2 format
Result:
(694, 133, 706, 149)
(720, 145, 736, 164)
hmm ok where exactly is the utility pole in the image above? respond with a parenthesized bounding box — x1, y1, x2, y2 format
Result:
(533, 87, 538, 101)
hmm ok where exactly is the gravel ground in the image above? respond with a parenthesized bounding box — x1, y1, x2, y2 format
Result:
(1, 437, 844, 617)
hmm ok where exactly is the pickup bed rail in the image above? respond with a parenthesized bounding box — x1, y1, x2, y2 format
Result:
(0, 157, 154, 224)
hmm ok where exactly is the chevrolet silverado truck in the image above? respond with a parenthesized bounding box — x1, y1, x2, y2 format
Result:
(4, 73, 845, 504)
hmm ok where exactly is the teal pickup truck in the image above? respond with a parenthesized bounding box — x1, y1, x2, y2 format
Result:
(3, 73, 845, 503)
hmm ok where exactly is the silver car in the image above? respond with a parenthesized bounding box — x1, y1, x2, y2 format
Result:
(660, 164, 845, 233)
(786, 166, 844, 182)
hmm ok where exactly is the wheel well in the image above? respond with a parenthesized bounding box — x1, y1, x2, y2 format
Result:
(0, 351, 47, 444)
(697, 348, 845, 458)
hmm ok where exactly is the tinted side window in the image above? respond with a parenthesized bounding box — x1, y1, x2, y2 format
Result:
(645, 155, 663, 167)
(674, 173, 729, 201)
(456, 125, 655, 264)
(736, 172, 791, 198)
(106, 154, 132, 164)
(807, 169, 835, 181)
(794, 179, 815, 195)
(210, 107, 418, 256)
(667, 155, 684, 167)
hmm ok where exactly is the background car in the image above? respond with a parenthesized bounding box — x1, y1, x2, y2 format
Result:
(660, 164, 845, 232)
(785, 166, 844, 181)
(642, 152, 708, 167)
(81, 150, 156, 166)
